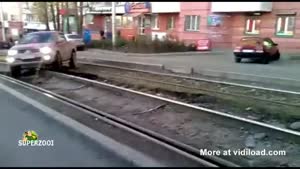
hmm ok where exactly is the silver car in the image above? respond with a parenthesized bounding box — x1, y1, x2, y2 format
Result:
(64, 33, 85, 51)
(6, 31, 77, 76)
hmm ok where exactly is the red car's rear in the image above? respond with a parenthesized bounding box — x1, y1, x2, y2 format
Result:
(233, 37, 280, 64)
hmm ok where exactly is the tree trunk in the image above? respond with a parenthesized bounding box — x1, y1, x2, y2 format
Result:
(73, 2, 79, 34)
(55, 2, 60, 31)
(66, 2, 70, 33)
(44, 2, 50, 31)
(79, 1, 83, 35)
(61, 2, 65, 32)
(50, 2, 57, 30)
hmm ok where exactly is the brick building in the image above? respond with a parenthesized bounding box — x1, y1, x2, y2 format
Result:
(86, 2, 300, 52)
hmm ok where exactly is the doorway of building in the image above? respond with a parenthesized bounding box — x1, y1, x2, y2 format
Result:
(138, 15, 146, 35)
(105, 16, 112, 39)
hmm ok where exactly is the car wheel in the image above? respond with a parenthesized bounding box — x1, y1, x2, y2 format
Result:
(53, 52, 63, 70)
(69, 51, 77, 69)
(261, 57, 269, 64)
(235, 57, 241, 63)
(10, 66, 21, 78)
(274, 51, 280, 60)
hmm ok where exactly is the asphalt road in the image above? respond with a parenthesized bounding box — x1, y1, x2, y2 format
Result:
(0, 85, 135, 167)
(77, 49, 300, 80)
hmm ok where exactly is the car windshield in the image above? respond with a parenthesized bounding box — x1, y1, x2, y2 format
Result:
(19, 33, 54, 44)
(67, 34, 81, 39)
(240, 37, 262, 45)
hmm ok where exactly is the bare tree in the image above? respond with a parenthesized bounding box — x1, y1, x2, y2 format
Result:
(65, 2, 70, 33)
(55, 2, 60, 31)
(61, 2, 65, 32)
(44, 2, 50, 30)
(50, 2, 57, 30)
(79, 1, 84, 35)
(32, 2, 50, 30)
(73, 2, 79, 34)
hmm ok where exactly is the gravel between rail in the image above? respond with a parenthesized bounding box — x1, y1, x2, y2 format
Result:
(23, 71, 300, 167)
(64, 63, 300, 130)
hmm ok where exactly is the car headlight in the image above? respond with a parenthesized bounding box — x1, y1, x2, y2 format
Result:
(43, 55, 51, 61)
(8, 50, 18, 56)
(40, 47, 52, 54)
(6, 57, 15, 63)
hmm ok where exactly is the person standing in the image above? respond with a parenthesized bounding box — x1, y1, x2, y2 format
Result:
(83, 28, 91, 46)
(100, 30, 105, 40)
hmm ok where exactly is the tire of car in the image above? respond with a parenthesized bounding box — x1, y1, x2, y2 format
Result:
(53, 52, 63, 70)
(274, 51, 280, 60)
(235, 57, 241, 63)
(69, 50, 77, 69)
(10, 66, 21, 77)
(261, 56, 269, 64)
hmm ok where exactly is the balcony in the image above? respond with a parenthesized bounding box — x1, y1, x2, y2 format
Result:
(211, 2, 272, 12)
(151, 2, 180, 13)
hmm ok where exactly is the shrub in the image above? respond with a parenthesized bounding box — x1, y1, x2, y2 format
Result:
(89, 35, 196, 53)
(90, 40, 113, 50)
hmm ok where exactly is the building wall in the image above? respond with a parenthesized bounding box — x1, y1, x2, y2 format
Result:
(88, 2, 300, 52)
(177, 2, 210, 44)
(152, 13, 179, 40)
(228, 2, 300, 52)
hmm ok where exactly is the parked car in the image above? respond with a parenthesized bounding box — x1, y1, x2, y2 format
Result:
(0, 41, 12, 49)
(233, 37, 280, 64)
(5, 31, 77, 77)
(64, 33, 85, 51)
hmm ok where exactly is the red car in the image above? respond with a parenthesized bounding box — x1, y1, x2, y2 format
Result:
(233, 37, 280, 64)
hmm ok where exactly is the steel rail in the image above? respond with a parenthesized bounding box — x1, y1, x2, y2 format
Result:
(0, 74, 238, 167)
(78, 61, 300, 95)
(44, 70, 300, 137)
(76, 62, 300, 107)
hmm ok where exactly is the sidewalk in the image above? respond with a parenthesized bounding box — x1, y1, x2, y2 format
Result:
(83, 48, 300, 60)
(78, 49, 300, 81)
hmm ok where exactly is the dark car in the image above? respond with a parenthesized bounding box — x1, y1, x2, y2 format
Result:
(0, 41, 12, 49)
(233, 37, 280, 64)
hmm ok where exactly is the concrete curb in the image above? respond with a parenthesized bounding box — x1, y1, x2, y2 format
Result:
(78, 58, 300, 89)
(86, 49, 225, 57)
(0, 62, 9, 73)
(78, 58, 164, 72)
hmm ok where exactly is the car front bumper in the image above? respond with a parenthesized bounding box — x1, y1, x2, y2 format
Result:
(234, 52, 265, 58)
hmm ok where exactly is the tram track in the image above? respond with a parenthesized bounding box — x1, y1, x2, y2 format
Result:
(15, 70, 300, 167)
(66, 62, 300, 129)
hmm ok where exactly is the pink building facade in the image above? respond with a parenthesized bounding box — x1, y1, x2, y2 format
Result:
(87, 2, 300, 52)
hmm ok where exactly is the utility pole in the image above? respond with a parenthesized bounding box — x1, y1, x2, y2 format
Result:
(0, 2, 6, 41)
(111, 2, 116, 49)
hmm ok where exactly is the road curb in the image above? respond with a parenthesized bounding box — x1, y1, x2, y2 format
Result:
(78, 58, 164, 71)
(86, 49, 225, 57)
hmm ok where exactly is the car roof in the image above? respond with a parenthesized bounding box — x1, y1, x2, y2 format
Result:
(65, 33, 79, 35)
(26, 31, 59, 35)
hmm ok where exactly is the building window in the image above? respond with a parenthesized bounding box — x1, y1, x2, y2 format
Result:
(115, 16, 123, 27)
(151, 14, 159, 30)
(10, 15, 16, 21)
(3, 12, 8, 21)
(276, 15, 295, 37)
(245, 17, 260, 35)
(184, 15, 200, 31)
(122, 16, 133, 28)
(167, 17, 175, 30)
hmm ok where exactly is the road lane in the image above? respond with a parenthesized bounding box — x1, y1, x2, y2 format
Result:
(77, 50, 300, 80)
(0, 86, 135, 167)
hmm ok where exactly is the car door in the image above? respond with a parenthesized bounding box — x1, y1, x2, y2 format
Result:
(57, 33, 69, 61)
